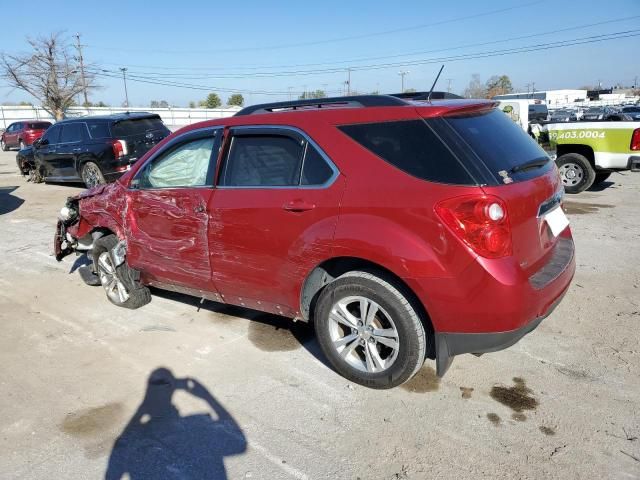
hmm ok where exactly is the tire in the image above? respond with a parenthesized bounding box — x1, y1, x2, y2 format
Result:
(592, 172, 612, 186)
(0, 139, 7, 151)
(556, 153, 596, 194)
(314, 271, 428, 389)
(92, 234, 151, 309)
(81, 161, 106, 188)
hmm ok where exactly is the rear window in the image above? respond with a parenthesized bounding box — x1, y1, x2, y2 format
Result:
(112, 117, 167, 137)
(27, 122, 51, 130)
(445, 109, 551, 181)
(338, 120, 474, 184)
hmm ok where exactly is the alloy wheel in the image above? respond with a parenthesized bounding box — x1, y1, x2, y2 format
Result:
(558, 162, 584, 187)
(327, 295, 399, 373)
(97, 252, 130, 304)
(83, 163, 102, 188)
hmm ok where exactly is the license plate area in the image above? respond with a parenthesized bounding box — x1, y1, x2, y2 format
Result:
(544, 206, 570, 237)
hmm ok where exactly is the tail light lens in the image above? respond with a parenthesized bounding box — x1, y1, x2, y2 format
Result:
(111, 139, 128, 159)
(631, 128, 640, 151)
(435, 195, 512, 259)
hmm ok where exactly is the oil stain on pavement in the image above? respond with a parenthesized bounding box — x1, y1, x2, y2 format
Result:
(61, 402, 124, 437)
(487, 413, 501, 426)
(539, 426, 556, 436)
(563, 201, 613, 215)
(489, 377, 538, 420)
(460, 387, 474, 399)
(400, 366, 440, 393)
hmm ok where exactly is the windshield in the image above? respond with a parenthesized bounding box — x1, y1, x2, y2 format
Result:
(445, 109, 551, 183)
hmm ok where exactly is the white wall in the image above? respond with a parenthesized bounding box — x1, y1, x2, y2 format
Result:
(0, 105, 241, 130)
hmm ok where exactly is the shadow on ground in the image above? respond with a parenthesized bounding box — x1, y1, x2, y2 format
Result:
(105, 367, 246, 480)
(0, 186, 24, 215)
(151, 288, 328, 367)
(587, 180, 615, 192)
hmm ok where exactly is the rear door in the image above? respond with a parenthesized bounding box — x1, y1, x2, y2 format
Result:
(111, 116, 170, 161)
(50, 122, 88, 179)
(209, 126, 343, 314)
(5, 123, 19, 146)
(125, 127, 221, 290)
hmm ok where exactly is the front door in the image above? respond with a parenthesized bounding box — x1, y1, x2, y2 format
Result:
(49, 122, 87, 179)
(210, 127, 344, 314)
(125, 128, 221, 291)
(34, 124, 62, 177)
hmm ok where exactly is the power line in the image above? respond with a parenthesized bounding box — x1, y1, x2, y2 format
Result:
(92, 30, 640, 80)
(85, 30, 640, 96)
(85, 1, 545, 55)
(96, 15, 640, 74)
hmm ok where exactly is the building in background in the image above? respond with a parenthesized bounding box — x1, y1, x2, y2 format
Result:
(493, 89, 588, 106)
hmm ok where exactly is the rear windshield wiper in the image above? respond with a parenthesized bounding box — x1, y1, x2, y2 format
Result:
(507, 157, 550, 174)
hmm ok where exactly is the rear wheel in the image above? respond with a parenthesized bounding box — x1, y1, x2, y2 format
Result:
(92, 234, 151, 309)
(0, 139, 7, 151)
(556, 153, 595, 194)
(81, 162, 106, 188)
(592, 172, 612, 186)
(314, 271, 428, 389)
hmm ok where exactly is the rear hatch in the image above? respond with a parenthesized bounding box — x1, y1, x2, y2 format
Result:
(110, 115, 170, 159)
(429, 107, 566, 273)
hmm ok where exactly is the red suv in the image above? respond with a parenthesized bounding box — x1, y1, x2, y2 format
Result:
(54, 95, 575, 389)
(1, 120, 52, 150)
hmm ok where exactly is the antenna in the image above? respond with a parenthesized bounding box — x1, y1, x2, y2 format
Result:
(427, 65, 445, 103)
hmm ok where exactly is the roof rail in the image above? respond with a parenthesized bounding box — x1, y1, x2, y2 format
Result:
(390, 91, 463, 100)
(235, 95, 408, 116)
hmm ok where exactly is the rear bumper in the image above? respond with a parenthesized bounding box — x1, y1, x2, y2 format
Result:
(628, 156, 640, 172)
(406, 232, 575, 376)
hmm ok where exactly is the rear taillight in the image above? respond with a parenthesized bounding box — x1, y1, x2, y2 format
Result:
(111, 139, 128, 159)
(435, 195, 512, 259)
(631, 128, 640, 151)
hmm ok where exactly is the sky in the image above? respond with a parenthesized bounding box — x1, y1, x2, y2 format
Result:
(0, 0, 638, 107)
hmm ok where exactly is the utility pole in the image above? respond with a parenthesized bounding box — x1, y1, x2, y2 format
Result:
(398, 71, 409, 92)
(346, 68, 351, 96)
(634, 75, 638, 88)
(531, 82, 536, 96)
(446, 78, 453, 94)
(120, 68, 129, 108)
(75, 33, 89, 106)
(287, 86, 293, 101)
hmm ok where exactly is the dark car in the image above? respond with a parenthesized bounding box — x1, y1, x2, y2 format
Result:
(581, 106, 616, 121)
(20, 113, 170, 187)
(54, 95, 575, 389)
(549, 109, 577, 122)
(621, 106, 640, 121)
(1, 120, 52, 150)
(528, 104, 548, 122)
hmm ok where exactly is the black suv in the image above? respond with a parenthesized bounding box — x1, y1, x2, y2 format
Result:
(17, 112, 170, 187)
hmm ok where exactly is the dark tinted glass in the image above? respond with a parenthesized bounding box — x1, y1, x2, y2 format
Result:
(338, 120, 473, 184)
(41, 125, 61, 144)
(446, 109, 550, 180)
(221, 135, 303, 187)
(88, 122, 111, 139)
(302, 145, 333, 185)
(112, 118, 168, 137)
(27, 122, 51, 129)
(59, 123, 86, 143)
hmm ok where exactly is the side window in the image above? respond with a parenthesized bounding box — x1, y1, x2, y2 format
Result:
(220, 134, 304, 187)
(87, 122, 111, 139)
(59, 123, 86, 143)
(41, 125, 61, 144)
(136, 136, 215, 189)
(301, 144, 334, 185)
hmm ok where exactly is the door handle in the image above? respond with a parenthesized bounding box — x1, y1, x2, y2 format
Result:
(282, 200, 316, 212)
(72, 148, 82, 152)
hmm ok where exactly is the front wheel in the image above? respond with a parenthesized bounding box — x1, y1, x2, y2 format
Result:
(314, 271, 428, 389)
(0, 139, 7, 151)
(81, 162, 106, 188)
(92, 234, 151, 309)
(556, 153, 596, 194)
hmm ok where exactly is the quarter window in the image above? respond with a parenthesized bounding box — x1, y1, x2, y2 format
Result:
(302, 144, 334, 185)
(136, 136, 215, 189)
(220, 134, 304, 187)
(88, 122, 111, 139)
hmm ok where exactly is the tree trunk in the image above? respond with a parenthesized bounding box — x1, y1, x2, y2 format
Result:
(54, 108, 65, 121)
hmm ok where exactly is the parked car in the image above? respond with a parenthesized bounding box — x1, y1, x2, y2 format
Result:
(19, 113, 170, 187)
(549, 109, 577, 122)
(528, 103, 549, 122)
(581, 106, 615, 121)
(1, 120, 52, 151)
(621, 106, 640, 121)
(54, 95, 575, 389)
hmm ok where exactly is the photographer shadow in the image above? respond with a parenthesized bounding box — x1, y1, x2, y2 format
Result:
(106, 367, 246, 480)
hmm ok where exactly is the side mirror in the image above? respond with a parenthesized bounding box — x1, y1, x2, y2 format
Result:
(37, 138, 49, 147)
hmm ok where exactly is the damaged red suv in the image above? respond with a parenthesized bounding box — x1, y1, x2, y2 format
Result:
(54, 95, 575, 389)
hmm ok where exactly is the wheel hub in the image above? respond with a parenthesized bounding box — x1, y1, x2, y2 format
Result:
(559, 162, 584, 187)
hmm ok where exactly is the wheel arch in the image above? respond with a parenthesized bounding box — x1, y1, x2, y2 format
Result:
(556, 144, 595, 168)
(300, 256, 435, 358)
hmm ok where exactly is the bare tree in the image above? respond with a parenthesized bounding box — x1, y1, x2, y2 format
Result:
(463, 74, 487, 99)
(1, 33, 97, 120)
